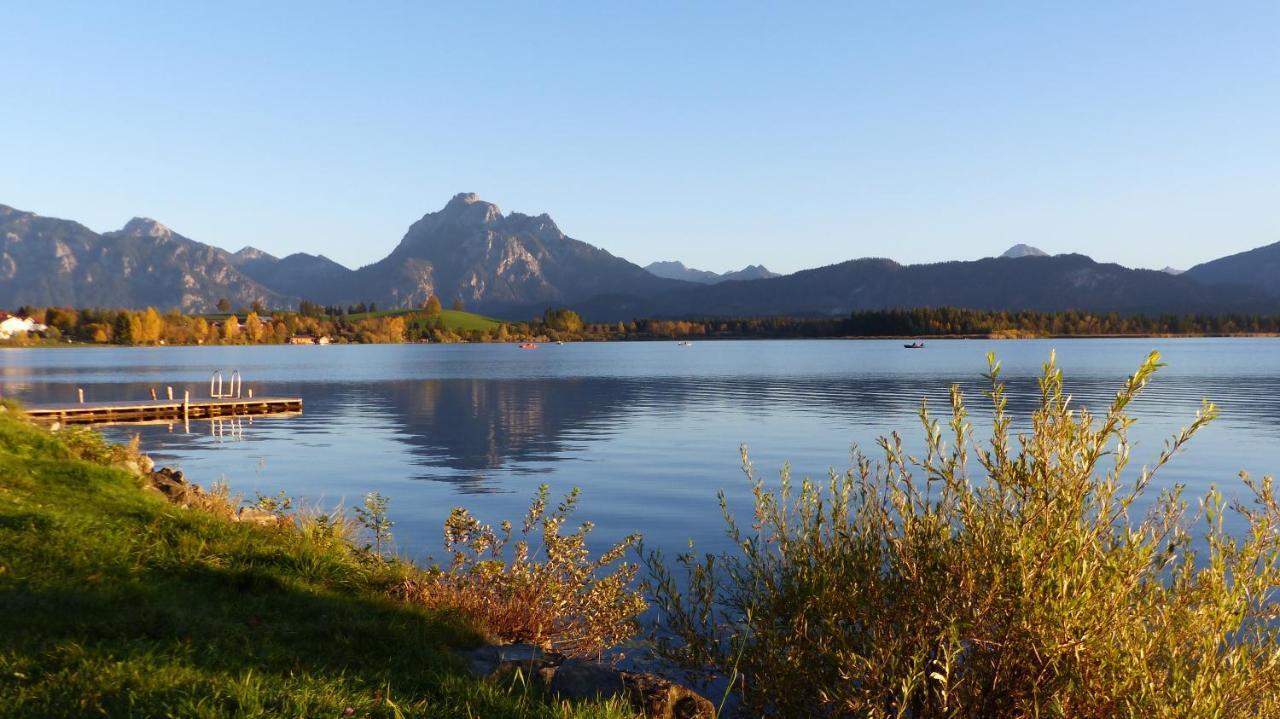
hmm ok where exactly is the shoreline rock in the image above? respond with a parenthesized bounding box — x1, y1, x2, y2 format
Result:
(144, 465, 280, 525)
(462, 643, 714, 718)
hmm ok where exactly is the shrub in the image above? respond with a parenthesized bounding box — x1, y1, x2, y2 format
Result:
(397, 485, 646, 658)
(646, 351, 1280, 717)
(59, 426, 142, 467)
(354, 490, 394, 555)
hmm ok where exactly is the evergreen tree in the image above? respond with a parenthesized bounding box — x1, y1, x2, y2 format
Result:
(112, 313, 134, 345)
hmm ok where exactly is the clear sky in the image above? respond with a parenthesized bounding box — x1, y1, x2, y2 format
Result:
(1, 2, 1276, 274)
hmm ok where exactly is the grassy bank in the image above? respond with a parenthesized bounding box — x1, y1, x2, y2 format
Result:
(0, 411, 636, 718)
(345, 308, 504, 332)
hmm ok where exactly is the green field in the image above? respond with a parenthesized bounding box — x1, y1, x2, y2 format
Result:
(0, 411, 631, 718)
(343, 309, 506, 331)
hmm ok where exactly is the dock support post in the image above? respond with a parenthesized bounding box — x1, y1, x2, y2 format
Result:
(78, 388, 84, 404)
(166, 386, 173, 400)
(248, 388, 253, 399)
(183, 391, 190, 424)
(150, 387, 158, 400)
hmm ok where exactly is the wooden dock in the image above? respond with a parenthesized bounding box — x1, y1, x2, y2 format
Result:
(26, 396, 303, 425)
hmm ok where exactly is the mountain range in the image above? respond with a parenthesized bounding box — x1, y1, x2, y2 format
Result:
(2, 194, 1278, 320)
(643, 261, 779, 284)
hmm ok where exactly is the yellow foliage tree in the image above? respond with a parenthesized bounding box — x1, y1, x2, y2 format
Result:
(139, 307, 163, 344)
(223, 315, 240, 342)
(245, 312, 263, 343)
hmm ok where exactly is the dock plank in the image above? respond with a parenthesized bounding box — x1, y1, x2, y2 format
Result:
(25, 397, 303, 425)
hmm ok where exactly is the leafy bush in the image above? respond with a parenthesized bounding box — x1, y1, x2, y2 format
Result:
(647, 352, 1280, 717)
(58, 426, 141, 467)
(398, 485, 646, 658)
(355, 490, 395, 555)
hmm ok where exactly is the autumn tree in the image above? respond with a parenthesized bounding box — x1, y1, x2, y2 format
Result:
(245, 312, 264, 343)
(423, 294, 443, 316)
(543, 308, 584, 333)
(46, 307, 78, 334)
(139, 307, 163, 344)
(223, 315, 240, 342)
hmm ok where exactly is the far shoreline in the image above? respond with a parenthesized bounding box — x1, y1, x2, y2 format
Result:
(5, 331, 1280, 350)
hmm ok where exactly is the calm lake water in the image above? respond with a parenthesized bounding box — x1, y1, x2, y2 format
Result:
(3, 339, 1277, 559)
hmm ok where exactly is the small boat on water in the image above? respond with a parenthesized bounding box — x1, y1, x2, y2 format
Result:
(904, 341, 925, 349)
(519, 342, 539, 350)
(677, 341, 693, 347)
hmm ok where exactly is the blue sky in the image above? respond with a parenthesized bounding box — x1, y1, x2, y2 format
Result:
(1, 2, 1276, 274)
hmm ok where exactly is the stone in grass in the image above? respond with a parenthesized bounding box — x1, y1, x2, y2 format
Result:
(149, 467, 190, 499)
(545, 659, 625, 700)
(463, 644, 561, 677)
(235, 507, 280, 526)
(621, 671, 715, 719)
(466, 645, 715, 718)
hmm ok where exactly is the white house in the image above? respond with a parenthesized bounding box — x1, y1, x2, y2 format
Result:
(0, 316, 48, 340)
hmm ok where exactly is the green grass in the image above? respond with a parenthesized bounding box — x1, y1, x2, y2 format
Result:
(433, 309, 504, 332)
(0, 413, 634, 718)
(347, 309, 505, 332)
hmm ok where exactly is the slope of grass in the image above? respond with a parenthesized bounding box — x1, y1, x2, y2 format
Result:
(346, 308, 504, 332)
(0, 412, 633, 718)
(435, 309, 505, 332)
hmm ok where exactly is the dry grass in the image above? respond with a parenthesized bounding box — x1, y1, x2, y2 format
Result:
(397, 485, 646, 658)
(648, 351, 1280, 717)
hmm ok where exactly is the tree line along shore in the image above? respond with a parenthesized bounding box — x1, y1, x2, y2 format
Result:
(5, 301, 1280, 347)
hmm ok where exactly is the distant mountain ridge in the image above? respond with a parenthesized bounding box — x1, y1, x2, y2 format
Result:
(1, 195, 1277, 319)
(233, 250, 353, 301)
(0, 206, 286, 311)
(579, 253, 1273, 320)
(644, 261, 779, 284)
(1184, 241, 1280, 297)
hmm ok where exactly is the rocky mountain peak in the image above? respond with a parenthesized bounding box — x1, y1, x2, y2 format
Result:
(119, 217, 173, 239)
(1001, 244, 1049, 259)
(441, 192, 503, 224)
(233, 246, 277, 264)
(649, 260, 690, 272)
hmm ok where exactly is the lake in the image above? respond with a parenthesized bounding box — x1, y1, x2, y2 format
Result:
(2, 339, 1277, 559)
